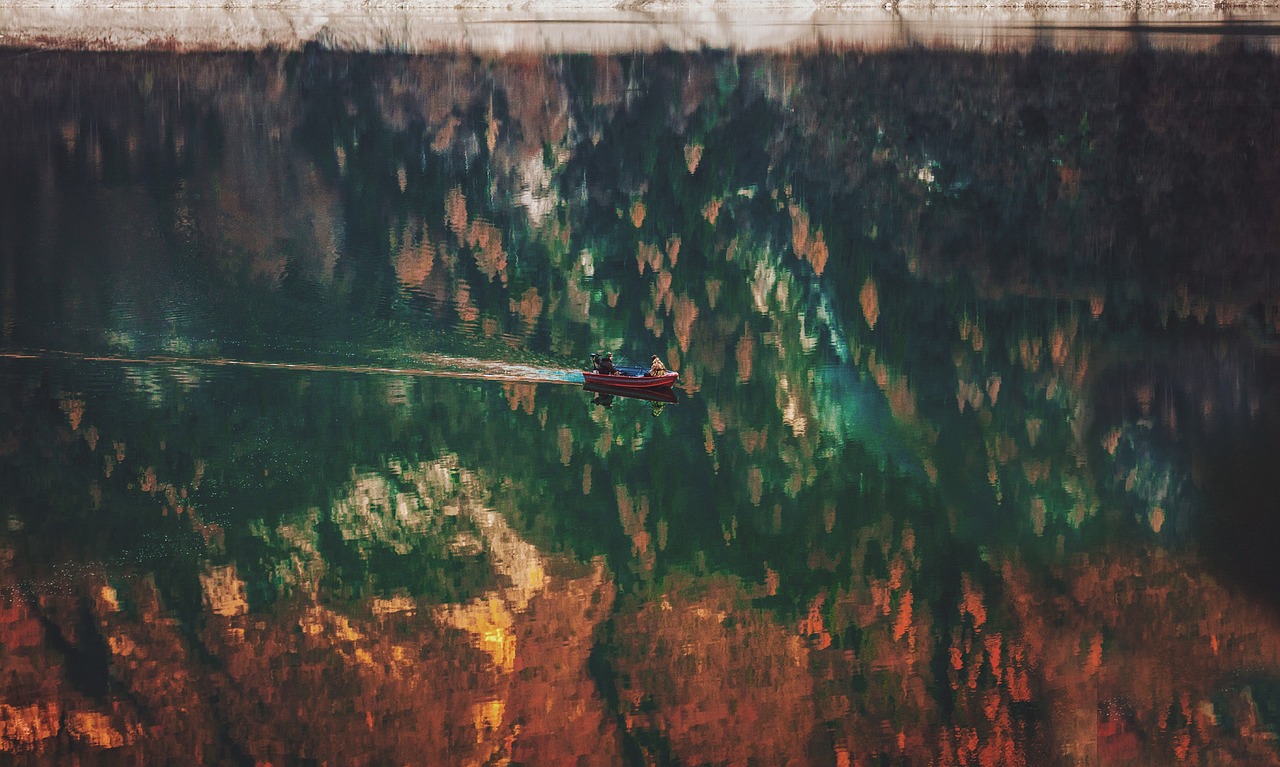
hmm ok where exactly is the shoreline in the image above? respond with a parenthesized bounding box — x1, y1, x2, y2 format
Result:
(3, 5, 1280, 53)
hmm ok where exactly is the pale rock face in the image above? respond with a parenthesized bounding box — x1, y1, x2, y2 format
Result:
(329, 472, 433, 555)
(514, 152, 561, 227)
(200, 563, 250, 617)
(260, 507, 327, 597)
(244, 454, 549, 679)
(0, 6, 1266, 56)
(250, 455, 547, 613)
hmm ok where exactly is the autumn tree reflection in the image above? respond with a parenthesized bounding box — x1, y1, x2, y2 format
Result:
(2, 44, 1279, 764)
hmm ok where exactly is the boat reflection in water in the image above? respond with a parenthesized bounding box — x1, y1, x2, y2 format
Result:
(584, 381, 679, 412)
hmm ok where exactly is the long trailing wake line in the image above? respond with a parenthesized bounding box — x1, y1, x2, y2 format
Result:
(0, 348, 587, 385)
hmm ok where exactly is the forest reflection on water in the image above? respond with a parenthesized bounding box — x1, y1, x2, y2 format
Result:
(1, 34, 1280, 765)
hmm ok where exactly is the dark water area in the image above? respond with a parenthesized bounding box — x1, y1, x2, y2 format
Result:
(2, 37, 1280, 765)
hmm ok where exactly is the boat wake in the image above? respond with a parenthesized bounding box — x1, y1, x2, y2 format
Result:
(0, 349, 586, 386)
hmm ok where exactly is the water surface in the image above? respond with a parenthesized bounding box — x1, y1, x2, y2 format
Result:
(2, 32, 1280, 765)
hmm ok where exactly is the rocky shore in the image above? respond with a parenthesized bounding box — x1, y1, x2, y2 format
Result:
(2, 2, 1278, 53)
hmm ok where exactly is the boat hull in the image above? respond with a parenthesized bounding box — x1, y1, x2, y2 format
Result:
(582, 369, 678, 389)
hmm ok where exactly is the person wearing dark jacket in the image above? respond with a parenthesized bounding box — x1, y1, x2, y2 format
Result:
(592, 352, 617, 375)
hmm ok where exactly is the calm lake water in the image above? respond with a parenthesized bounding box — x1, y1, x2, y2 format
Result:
(2, 30, 1280, 765)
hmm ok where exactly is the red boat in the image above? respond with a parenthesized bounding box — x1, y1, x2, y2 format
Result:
(582, 366, 678, 390)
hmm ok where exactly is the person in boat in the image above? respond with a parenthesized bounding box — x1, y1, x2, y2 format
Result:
(648, 355, 667, 377)
(591, 351, 617, 375)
